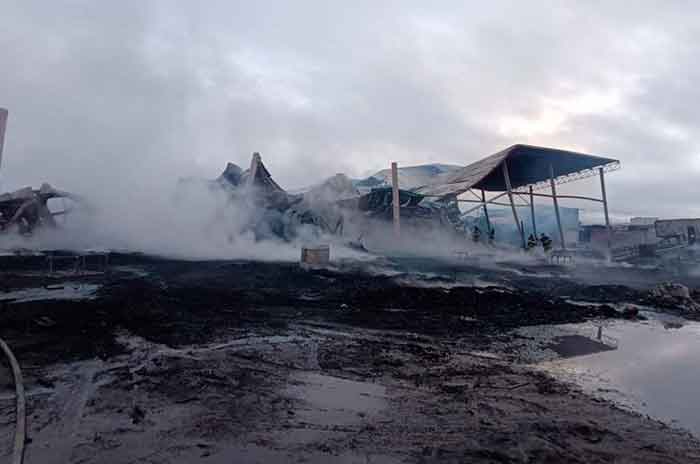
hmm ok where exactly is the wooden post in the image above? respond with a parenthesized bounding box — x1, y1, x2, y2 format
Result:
(599, 167, 612, 257)
(502, 161, 526, 249)
(481, 189, 491, 233)
(529, 185, 537, 237)
(391, 162, 400, 237)
(0, 108, 7, 172)
(549, 164, 566, 250)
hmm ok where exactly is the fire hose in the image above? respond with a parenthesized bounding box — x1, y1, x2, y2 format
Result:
(0, 338, 26, 464)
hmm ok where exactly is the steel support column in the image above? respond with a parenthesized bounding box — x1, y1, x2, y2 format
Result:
(502, 161, 526, 249)
(599, 167, 612, 257)
(549, 164, 566, 249)
(529, 185, 537, 237)
(459, 191, 509, 216)
(549, 164, 566, 250)
(481, 189, 492, 233)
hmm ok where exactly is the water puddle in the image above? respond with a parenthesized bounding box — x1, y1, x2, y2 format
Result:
(537, 314, 700, 436)
(284, 372, 387, 427)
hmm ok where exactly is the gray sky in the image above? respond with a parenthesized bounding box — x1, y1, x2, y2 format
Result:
(1, 0, 699, 219)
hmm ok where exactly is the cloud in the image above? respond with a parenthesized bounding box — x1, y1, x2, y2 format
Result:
(1, 0, 698, 222)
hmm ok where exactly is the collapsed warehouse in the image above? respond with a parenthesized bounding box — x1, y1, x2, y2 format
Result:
(5, 108, 700, 462)
(170, 144, 622, 256)
(174, 152, 465, 250)
(168, 144, 622, 260)
(2, 99, 696, 266)
(1, 108, 628, 258)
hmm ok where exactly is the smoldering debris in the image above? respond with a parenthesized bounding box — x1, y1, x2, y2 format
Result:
(646, 282, 700, 312)
(175, 152, 347, 244)
(9, 149, 700, 270)
(0, 183, 79, 235)
(0, 149, 476, 260)
(0, 149, 523, 261)
(4, 151, 700, 463)
(174, 152, 467, 256)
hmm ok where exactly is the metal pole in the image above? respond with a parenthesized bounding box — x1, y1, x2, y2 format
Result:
(457, 199, 527, 207)
(459, 191, 510, 216)
(549, 164, 566, 250)
(481, 189, 491, 233)
(502, 161, 526, 249)
(599, 167, 612, 257)
(529, 185, 537, 237)
(391, 162, 400, 237)
(512, 191, 605, 203)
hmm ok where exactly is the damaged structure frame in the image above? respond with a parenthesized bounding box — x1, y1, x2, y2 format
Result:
(0, 184, 78, 235)
(414, 144, 620, 253)
(0, 101, 622, 259)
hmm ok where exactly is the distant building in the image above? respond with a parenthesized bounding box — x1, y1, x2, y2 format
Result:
(580, 221, 659, 257)
(655, 219, 700, 245)
(630, 217, 658, 226)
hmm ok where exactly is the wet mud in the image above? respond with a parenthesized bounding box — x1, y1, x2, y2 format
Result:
(1, 254, 700, 462)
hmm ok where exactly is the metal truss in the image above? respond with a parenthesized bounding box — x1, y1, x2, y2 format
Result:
(527, 161, 621, 192)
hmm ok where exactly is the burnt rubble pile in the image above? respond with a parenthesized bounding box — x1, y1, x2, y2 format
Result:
(646, 282, 700, 312)
(216, 152, 297, 211)
(206, 152, 348, 240)
(345, 187, 460, 226)
(0, 183, 76, 235)
(179, 152, 464, 243)
(0, 152, 464, 244)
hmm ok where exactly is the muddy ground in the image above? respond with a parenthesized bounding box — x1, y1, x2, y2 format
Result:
(1, 254, 700, 463)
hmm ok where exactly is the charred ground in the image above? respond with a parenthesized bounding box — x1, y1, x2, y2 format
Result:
(1, 254, 700, 463)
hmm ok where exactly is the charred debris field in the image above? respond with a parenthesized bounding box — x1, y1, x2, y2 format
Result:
(2, 254, 700, 463)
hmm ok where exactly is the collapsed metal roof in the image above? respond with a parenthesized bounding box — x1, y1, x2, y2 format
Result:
(245, 152, 286, 194)
(414, 144, 619, 198)
(0, 183, 76, 234)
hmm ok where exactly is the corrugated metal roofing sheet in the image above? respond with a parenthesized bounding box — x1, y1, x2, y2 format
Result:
(414, 144, 618, 198)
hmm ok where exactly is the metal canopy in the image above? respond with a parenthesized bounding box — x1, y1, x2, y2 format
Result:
(415, 144, 619, 198)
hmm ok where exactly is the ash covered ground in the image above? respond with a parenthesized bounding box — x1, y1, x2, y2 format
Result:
(2, 254, 700, 463)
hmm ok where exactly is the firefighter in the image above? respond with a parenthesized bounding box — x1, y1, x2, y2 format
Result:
(472, 225, 481, 243)
(540, 232, 552, 252)
(527, 234, 537, 251)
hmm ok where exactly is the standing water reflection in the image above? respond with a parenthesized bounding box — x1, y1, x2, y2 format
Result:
(540, 313, 700, 437)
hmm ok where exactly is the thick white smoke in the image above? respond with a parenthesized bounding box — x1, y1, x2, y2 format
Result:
(0, 174, 299, 260)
